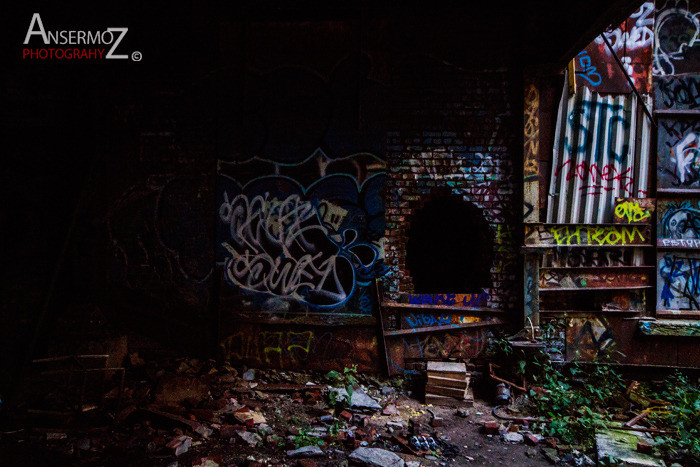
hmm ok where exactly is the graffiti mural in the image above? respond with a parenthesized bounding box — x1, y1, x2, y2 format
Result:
(217, 151, 386, 313)
(658, 252, 700, 310)
(657, 119, 700, 188)
(403, 313, 481, 329)
(542, 248, 637, 268)
(539, 268, 650, 289)
(613, 198, 655, 224)
(575, 2, 654, 93)
(653, 0, 700, 76)
(107, 173, 215, 309)
(547, 86, 651, 224)
(524, 224, 650, 247)
(523, 82, 539, 222)
(655, 74, 700, 110)
(219, 326, 377, 371)
(405, 293, 489, 307)
(566, 316, 617, 360)
(658, 199, 700, 246)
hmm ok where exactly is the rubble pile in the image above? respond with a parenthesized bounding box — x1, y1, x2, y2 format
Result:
(0, 355, 562, 465)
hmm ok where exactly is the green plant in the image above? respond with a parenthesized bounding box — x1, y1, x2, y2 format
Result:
(648, 372, 700, 463)
(293, 428, 325, 449)
(326, 365, 358, 408)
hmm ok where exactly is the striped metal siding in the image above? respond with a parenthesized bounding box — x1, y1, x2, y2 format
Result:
(546, 82, 652, 224)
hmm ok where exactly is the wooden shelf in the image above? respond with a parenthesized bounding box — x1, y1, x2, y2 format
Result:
(539, 266, 655, 270)
(540, 309, 643, 314)
(654, 109, 700, 116)
(539, 286, 652, 292)
(381, 302, 499, 313)
(656, 188, 700, 195)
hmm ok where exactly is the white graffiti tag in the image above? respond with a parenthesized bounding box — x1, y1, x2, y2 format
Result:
(596, 2, 654, 52)
(219, 192, 355, 307)
(673, 132, 700, 183)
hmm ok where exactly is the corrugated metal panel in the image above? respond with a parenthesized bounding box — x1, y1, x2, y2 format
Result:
(547, 85, 652, 223)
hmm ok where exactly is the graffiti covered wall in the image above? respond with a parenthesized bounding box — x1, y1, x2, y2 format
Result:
(383, 63, 518, 313)
(217, 153, 386, 314)
(655, 0, 700, 316)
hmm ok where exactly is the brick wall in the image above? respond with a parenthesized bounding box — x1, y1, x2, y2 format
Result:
(383, 64, 519, 312)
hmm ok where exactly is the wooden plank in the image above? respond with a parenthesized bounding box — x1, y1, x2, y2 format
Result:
(425, 390, 474, 407)
(382, 318, 504, 337)
(426, 361, 466, 373)
(426, 384, 468, 398)
(427, 375, 469, 389)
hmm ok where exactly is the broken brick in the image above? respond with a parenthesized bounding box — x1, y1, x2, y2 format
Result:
(523, 432, 541, 445)
(637, 442, 653, 454)
(430, 417, 443, 427)
(339, 410, 353, 421)
(483, 420, 499, 435)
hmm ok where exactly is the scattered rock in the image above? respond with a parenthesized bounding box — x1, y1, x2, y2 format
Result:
(167, 435, 192, 456)
(237, 431, 262, 447)
(382, 404, 398, 416)
(381, 386, 396, 396)
(542, 447, 560, 464)
(455, 408, 470, 418)
(430, 417, 443, 427)
(330, 388, 382, 410)
(243, 369, 256, 381)
(503, 432, 524, 444)
(349, 447, 405, 467)
(526, 448, 537, 458)
(287, 445, 324, 458)
(195, 424, 214, 439)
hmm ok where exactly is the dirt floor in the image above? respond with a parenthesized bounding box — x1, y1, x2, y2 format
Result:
(0, 360, 568, 466)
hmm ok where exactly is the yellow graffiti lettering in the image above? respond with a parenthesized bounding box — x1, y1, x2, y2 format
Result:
(614, 201, 651, 223)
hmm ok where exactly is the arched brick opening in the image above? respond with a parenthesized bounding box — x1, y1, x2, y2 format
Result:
(406, 196, 493, 293)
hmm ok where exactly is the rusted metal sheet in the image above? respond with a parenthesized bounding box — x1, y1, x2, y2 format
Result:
(657, 198, 700, 247)
(524, 224, 651, 247)
(218, 323, 379, 372)
(566, 315, 665, 365)
(524, 81, 540, 223)
(613, 197, 654, 224)
(575, 2, 654, 94)
(541, 247, 643, 267)
(385, 326, 491, 376)
(539, 267, 651, 289)
(546, 85, 652, 224)
(657, 251, 700, 313)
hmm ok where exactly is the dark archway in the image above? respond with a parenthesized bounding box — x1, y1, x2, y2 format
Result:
(406, 196, 493, 294)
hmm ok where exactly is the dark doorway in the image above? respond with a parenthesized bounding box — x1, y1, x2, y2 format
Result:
(406, 196, 493, 293)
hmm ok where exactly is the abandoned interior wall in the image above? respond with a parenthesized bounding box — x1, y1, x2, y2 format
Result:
(7, 2, 700, 401)
(528, 0, 700, 367)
